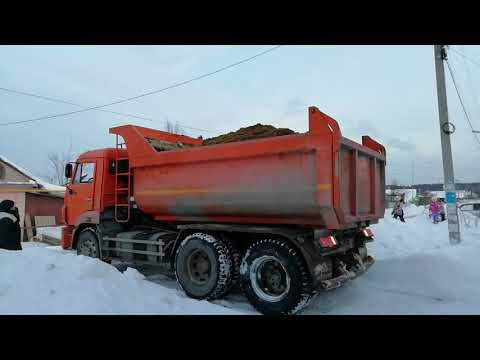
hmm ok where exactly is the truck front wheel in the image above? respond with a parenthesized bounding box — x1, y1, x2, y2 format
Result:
(77, 228, 100, 258)
(240, 239, 315, 315)
(175, 233, 232, 300)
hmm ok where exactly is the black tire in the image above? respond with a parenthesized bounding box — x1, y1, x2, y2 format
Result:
(76, 228, 101, 259)
(175, 233, 232, 300)
(240, 238, 315, 315)
(221, 237, 242, 292)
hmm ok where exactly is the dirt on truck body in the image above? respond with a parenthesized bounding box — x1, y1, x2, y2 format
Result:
(202, 123, 296, 145)
(61, 106, 386, 315)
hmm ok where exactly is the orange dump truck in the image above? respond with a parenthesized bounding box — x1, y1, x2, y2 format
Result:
(61, 106, 386, 315)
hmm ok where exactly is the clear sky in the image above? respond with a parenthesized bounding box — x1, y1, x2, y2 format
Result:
(1, 45, 479, 185)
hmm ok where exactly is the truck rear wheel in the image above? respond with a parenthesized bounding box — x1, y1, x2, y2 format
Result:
(175, 233, 232, 300)
(239, 239, 315, 315)
(221, 237, 242, 292)
(77, 228, 100, 259)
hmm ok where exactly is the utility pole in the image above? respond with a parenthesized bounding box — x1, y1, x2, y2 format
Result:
(433, 45, 461, 244)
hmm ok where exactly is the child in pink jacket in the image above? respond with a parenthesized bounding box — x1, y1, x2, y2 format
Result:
(429, 199, 441, 224)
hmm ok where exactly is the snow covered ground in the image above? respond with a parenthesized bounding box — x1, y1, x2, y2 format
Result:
(1, 204, 479, 314)
(0, 243, 243, 315)
(304, 206, 480, 314)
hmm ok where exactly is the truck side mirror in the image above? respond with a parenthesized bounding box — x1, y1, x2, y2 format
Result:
(65, 163, 73, 179)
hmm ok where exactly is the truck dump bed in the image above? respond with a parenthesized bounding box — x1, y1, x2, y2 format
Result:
(110, 107, 386, 230)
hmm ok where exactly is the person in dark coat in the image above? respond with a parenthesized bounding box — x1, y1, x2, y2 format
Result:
(391, 198, 406, 222)
(0, 199, 22, 250)
(439, 199, 446, 222)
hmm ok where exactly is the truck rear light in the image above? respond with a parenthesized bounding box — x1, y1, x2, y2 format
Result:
(362, 228, 374, 238)
(319, 236, 337, 248)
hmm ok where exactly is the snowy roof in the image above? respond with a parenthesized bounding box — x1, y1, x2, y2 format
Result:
(0, 155, 65, 196)
(0, 181, 37, 185)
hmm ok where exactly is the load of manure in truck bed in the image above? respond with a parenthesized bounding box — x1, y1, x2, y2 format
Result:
(202, 124, 296, 145)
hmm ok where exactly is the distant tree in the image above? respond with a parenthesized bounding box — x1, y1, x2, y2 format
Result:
(46, 142, 74, 186)
(165, 119, 183, 135)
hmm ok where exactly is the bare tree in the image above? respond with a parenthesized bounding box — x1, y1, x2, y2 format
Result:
(174, 122, 183, 135)
(165, 118, 183, 135)
(165, 119, 174, 133)
(46, 142, 74, 185)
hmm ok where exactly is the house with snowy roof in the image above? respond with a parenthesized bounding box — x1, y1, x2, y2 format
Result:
(0, 155, 65, 241)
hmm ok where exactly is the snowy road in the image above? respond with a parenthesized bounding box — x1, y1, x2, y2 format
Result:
(1, 205, 479, 314)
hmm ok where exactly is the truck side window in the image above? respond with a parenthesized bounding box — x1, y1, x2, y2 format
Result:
(72, 163, 95, 184)
(79, 163, 95, 183)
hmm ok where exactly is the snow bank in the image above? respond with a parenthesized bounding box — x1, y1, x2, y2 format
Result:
(0, 246, 243, 315)
(304, 204, 480, 314)
(306, 241, 480, 314)
(369, 205, 480, 259)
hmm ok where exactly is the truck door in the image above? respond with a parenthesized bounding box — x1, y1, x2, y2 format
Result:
(65, 161, 96, 224)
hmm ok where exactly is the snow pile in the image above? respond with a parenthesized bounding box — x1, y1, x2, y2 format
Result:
(369, 204, 480, 259)
(304, 204, 480, 314)
(0, 245, 243, 315)
(306, 242, 480, 315)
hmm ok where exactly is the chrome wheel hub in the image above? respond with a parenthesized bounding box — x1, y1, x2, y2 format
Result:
(250, 255, 290, 302)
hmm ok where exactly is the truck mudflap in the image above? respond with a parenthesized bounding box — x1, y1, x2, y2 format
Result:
(319, 255, 375, 291)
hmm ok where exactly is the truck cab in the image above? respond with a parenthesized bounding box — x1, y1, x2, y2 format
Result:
(62, 148, 129, 249)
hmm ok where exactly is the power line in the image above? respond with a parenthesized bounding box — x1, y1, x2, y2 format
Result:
(0, 45, 283, 127)
(445, 55, 480, 146)
(454, 46, 480, 125)
(450, 46, 480, 70)
(0, 86, 217, 134)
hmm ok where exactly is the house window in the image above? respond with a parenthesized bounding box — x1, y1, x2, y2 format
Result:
(0, 163, 4, 180)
